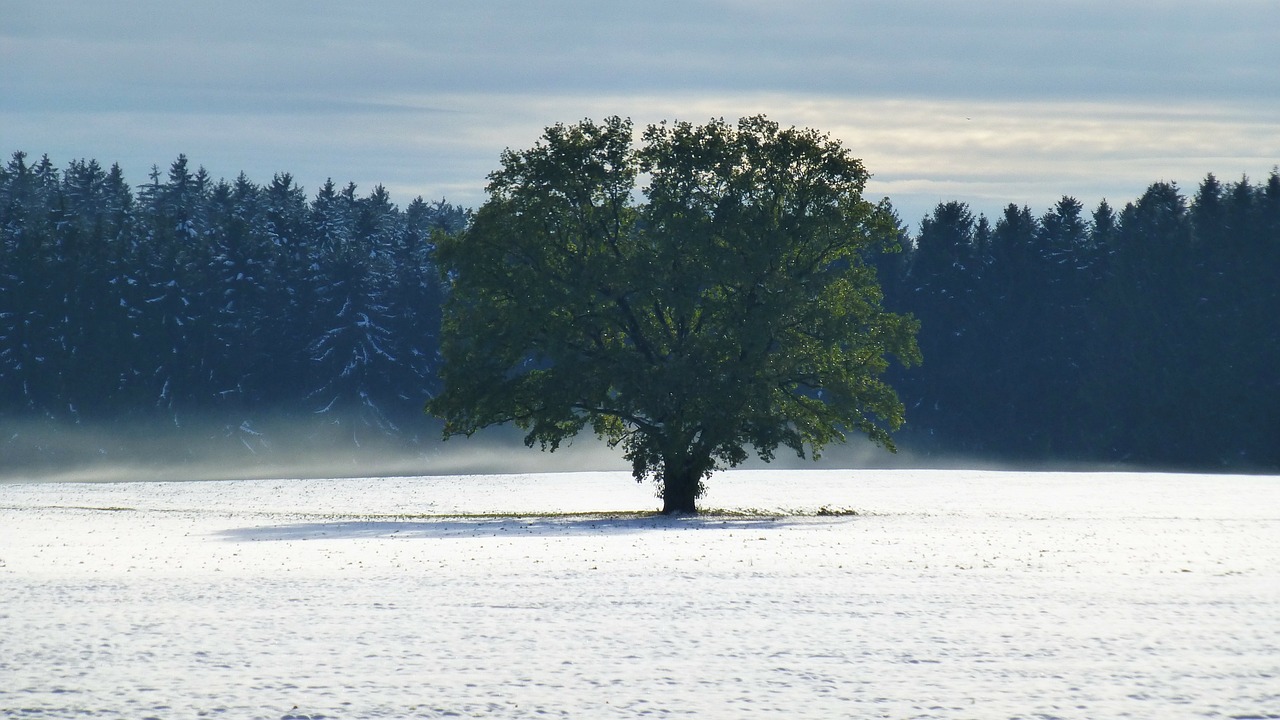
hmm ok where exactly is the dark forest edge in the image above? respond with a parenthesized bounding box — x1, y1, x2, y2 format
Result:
(2, 152, 1277, 476)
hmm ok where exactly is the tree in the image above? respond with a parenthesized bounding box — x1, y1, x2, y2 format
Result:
(386, 197, 457, 406)
(427, 116, 920, 513)
(896, 201, 984, 453)
(1085, 182, 1198, 465)
(0, 152, 60, 413)
(305, 182, 402, 435)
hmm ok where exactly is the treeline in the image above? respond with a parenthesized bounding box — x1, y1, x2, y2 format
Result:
(3, 152, 1278, 472)
(1, 152, 466, 454)
(879, 174, 1280, 471)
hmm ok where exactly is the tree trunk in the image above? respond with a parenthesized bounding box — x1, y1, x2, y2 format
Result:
(660, 451, 705, 514)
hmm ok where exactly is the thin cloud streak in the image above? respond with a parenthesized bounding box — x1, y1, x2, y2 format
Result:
(5, 92, 1277, 228)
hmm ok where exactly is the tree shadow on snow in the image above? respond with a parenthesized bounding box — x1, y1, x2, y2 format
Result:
(217, 513, 821, 542)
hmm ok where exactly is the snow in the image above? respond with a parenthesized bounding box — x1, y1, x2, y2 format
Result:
(1, 469, 1277, 719)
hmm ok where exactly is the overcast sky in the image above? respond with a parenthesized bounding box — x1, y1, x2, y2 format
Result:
(4, 0, 1278, 225)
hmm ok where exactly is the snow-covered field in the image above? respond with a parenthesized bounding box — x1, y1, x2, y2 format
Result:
(2, 469, 1277, 719)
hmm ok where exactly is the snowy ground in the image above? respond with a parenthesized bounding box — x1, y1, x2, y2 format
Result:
(1, 469, 1278, 719)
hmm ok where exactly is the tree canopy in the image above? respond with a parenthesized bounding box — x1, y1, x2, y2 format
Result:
(427, 116, 921, 512)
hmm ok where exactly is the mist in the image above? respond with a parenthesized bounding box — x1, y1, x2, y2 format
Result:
(0, 415, 621, 485)
(0, 415, 971, 486)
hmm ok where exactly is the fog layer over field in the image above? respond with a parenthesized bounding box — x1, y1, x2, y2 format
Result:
(2, 469, 1277, 719)
(1, 418, 936, 485)
(0, 420, 628, 484)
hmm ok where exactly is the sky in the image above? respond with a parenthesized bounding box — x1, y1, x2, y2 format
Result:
(4, 0, 1279, 227)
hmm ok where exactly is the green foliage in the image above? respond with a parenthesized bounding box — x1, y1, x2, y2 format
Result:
(428, 116, 920, 511)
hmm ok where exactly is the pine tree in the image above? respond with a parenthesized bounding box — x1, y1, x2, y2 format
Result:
(387, 197, 451, 413)
(305, 183, 401, 435)
(0, 153, 62, 413)
(876, 202, 979, 454)
(131, 156, 218, 421)
(48, 159, 136, 419)
(1087, 183, 1198, 464)
(982, 204, 1042, 453)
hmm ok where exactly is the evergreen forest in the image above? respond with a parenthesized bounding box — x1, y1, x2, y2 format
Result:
(2, 152, 1277, 473)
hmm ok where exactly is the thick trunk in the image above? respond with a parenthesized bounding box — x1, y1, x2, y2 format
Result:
(660, 450, 707, 514)
(661, 471, 699, 514)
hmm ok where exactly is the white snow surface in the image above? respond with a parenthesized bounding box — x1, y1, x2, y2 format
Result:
(1, 469, 1278, 719)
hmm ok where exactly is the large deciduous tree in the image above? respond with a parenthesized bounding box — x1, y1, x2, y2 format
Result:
(427, 116, 920, 513)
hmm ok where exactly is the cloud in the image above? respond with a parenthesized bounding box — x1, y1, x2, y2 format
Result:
(3, 0, 1277, 225)
(8, 0, 1278, 102)
(5, 91, 1277, 231)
